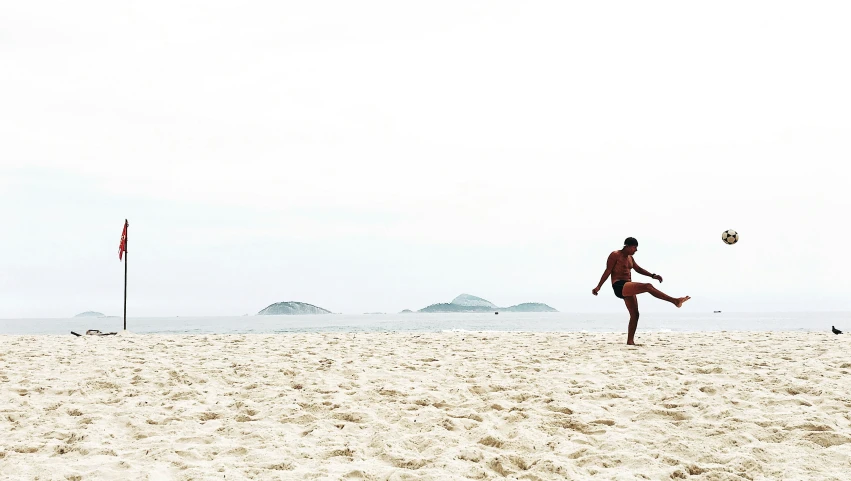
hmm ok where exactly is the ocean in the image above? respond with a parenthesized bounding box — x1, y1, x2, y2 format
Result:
(0, 311, 846, 335)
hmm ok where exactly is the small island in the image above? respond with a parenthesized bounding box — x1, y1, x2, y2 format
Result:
(257, 302, 332, 315)
(503, 303, 558, 312)
(418, 294, 557, 313)
(74, 311, 105, 318)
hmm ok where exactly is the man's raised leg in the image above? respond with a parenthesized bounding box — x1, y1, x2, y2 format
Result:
(621, 282, 690, 307)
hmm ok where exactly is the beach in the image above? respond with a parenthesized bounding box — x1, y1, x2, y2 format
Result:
(1, 332, 850, 480)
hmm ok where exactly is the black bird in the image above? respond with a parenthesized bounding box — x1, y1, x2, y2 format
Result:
(832, 326, 843, 335)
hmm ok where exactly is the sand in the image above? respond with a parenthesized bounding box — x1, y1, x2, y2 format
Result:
(1, 331, 850, 480)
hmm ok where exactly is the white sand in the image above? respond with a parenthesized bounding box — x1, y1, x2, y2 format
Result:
(1, 331, 850, 480)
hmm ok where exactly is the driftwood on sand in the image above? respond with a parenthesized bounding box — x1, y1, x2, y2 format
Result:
(71, 330, 118, 337)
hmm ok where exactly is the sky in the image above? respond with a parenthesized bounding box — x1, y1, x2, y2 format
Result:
(2, 1, 850, 317)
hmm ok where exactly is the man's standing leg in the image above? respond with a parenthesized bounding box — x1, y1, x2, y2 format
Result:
(624, 295, 639, 345)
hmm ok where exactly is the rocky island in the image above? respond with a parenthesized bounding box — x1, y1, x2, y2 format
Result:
(257, 302, 332, 315)
(418, 294, 557, 313)
(74, 311, 105, 318)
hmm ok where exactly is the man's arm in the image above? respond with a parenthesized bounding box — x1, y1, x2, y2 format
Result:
(592, 252, 617, 295)
(632, 259, 662, 282)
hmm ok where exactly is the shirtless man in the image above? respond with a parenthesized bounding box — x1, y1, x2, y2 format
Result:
(592, 237, 690, 345)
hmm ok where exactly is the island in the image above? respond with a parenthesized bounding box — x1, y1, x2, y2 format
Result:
(257, 302, 332, 315)
(418, 294, 557, 313)
(74, 311, 105, 318)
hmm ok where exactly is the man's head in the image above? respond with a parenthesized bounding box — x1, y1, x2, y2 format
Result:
(623, 237, 638, 254)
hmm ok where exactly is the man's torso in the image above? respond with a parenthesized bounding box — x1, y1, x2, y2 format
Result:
(610, 251, 632, 284)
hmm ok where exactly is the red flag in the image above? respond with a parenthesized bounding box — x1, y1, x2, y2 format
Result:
(118, 220, 128, 260)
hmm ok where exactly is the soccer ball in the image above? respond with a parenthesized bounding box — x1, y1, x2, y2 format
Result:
(721, 229, 738, 245)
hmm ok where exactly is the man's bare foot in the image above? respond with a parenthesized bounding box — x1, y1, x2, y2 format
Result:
(675, 296, 691, 308)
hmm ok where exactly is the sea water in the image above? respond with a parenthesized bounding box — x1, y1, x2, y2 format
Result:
(0, 311, 847, 335)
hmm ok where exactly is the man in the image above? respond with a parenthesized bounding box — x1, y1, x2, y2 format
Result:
(592, 237, 690, 345)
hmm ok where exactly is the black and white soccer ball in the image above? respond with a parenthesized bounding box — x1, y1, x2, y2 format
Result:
(721, 229, 738, 245)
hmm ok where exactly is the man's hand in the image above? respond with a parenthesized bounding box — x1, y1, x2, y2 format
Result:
(592, 287, 600, 296)
(652, 274, 664, 283)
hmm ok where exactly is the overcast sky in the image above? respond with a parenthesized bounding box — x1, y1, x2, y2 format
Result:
(2, 1, 850, 318)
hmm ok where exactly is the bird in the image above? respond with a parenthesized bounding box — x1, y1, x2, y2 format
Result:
(832, 326, 843, 335)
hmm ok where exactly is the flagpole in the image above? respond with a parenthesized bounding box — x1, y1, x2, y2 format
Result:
(124, 219, 128, 331)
